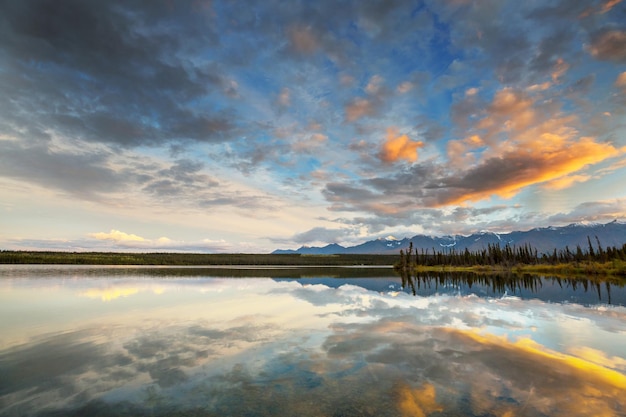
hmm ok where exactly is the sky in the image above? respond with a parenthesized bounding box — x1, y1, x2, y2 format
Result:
(1, 0, 626, 253)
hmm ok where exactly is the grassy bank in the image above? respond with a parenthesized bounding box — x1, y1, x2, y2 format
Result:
(408, 260, 626, 278)
(0, 251, 398, 266)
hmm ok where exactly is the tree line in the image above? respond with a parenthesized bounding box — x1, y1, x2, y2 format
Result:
(397, 236, 626, 270)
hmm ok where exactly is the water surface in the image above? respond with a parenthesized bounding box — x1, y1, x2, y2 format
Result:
(1, 265, 625, 416)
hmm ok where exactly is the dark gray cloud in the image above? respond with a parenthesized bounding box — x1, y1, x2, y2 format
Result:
(588, 28, 626, 62)
(0, 0, 235, 148)
(142, 159, 219, 198)
(0, 141, 123, 199)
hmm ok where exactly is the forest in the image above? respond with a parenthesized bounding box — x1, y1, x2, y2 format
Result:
(396, 236, 626, 276)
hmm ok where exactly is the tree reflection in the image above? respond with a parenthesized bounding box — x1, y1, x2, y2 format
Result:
(398, 269, 623, 304)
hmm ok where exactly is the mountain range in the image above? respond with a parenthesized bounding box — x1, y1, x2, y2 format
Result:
(273, 220, 626, 255)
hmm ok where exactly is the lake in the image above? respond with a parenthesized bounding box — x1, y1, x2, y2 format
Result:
(1, 265, 625, 416)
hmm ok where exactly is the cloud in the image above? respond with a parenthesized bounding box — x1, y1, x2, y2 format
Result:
(547, 198, 626, 224)
(396, 81, 414, 94)
(0, 0, 236, 148)
(616, 71, 626, 89)
(287, 25, 320, 55)
(0, 141, 124, 199)
(325, 84, 626, 215)
(439, 136, 623, 205)
(290, 227, 355, 245)
(542, 174, 593, 190)
(90, 230, 147, 243)
(599, 0, 624, 14)
(344, 97, 378, 122)
(379, 129, 424, 163)
(82, 230, 235, 252)
(581, 0, 625, 17)
(277, 87, 292, 108)
(588, 30, 626, 62)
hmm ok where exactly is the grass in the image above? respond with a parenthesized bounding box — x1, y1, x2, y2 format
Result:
(0, 251, 398, 266)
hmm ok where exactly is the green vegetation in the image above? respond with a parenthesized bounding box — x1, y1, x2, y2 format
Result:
(396, 238, 626, 277)
(0, 251, 397, 266)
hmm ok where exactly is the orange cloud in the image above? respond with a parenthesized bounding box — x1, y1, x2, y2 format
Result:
(440, 86, 626, 205)
(486, 88, 536, 133)
(600, 0, 623, 13)
(543, 174, 592, 190)
(580, 0, 623, 17)
(447, 135, 485, 165)
(443, 136, 623, 204)
(615, 71, 626, 89)
(380, 129, 424, 163)
(551, 58, 570, 82)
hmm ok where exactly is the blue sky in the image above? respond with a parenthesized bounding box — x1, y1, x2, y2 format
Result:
(1, 0, 626, 252)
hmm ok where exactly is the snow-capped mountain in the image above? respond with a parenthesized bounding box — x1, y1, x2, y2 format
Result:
(271, 220, 626, 255)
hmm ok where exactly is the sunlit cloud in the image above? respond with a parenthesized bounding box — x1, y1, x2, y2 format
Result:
(440, 86, 626, 204)
(616, 71, 626, 89)
(447, 134, 484, 165)
(580, 0, 623, 17)
(527, 81, 552, 92)
(90, 229, 146, 243)
(365, 74, 384, 95)
(599, 0, 624, 14)
(380, 129, 424, 163)
(442, 136, 624, 204)
(396, 81, 414, 94)
(542, 174, 592, 190)
(551, 58, 569, 82)
(86, 229, 234, 252)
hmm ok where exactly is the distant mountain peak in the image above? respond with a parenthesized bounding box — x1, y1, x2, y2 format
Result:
(272, 220, 626, 255)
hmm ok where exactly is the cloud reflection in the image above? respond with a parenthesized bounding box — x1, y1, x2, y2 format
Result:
(1, 274, 625, 416)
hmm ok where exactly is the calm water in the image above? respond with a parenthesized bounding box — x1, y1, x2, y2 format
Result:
(1, 265, 625, 416)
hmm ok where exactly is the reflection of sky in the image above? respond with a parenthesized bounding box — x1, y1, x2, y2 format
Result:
(1, 267, 626, 416)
